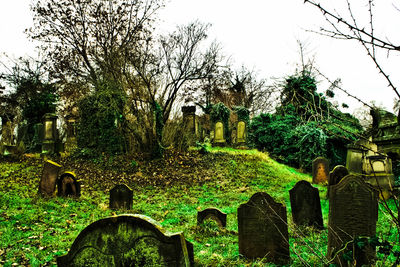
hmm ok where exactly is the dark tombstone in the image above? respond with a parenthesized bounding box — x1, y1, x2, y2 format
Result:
(57, 214, 194, 266)
(289, 180, 323, 229)
(328, 174, 378, 266)
(327, 165, 349, 198)
(109, 184, 133, 210)
(237, 192, 290, 265)
(57, 172, 81, 197)
(312, 157, 329, 184)
(197, 208, 227, 228)
(38, 160, 62, 197)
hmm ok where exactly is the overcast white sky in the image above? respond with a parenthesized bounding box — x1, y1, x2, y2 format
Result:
(1, 0, 399, 114)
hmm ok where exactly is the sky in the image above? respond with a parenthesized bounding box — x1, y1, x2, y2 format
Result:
(1, 0, 399, 114)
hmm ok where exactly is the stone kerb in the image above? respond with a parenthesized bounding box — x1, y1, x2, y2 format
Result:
(57, 214, 194, 266)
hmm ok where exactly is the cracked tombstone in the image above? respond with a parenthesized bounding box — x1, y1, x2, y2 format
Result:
(109, 184, 133, 210)
(57, 171, 81, 197)
(289, 180, 323, 229)
(197, 208, 227, 228)
(238, 192, 290, 265)
(38, 160, 62, 197)
(328, 174, 378, 266)
(57, 214, 194, 266)
(312, 157, 329, 184)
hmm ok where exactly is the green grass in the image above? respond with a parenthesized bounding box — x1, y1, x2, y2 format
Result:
(0, 149, 398, 266)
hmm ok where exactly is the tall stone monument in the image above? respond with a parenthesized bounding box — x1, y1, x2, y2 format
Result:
(42, 113, 58, 154)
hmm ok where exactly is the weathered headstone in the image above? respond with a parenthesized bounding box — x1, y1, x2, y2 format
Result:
(1, 120, 13, 145)
(39, 160, 62, 196)
(42, 113, 58, 154)
(197, 208, 227, 228)
(57, 172, 80, 197)
(236, 121, 246, 144)
(57, 214, 194, 266)
(213, 121, 225, 145)
(289, 180, 323, 229)
(238, 192, 290, 265)
(328, 174, 378, 266)
(109, 184, 133, 210)
(312, 157, 329, 184)
(327, 165, 349, 198)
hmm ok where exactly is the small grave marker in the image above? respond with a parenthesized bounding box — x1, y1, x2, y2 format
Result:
(57, 214, 194, 266)
(236, 121, 246, 144)
(312, 157, 329, 184)
(238, 192, 290, 265)
(109, 184, 133, 210)
(328, 174, 378, 266)
(197, 208, 227, 228)
(57, 172, 80, 197)
(327, 165, 349, 198)
(289, 180, 323, 229)
(39, 160, 62, 197)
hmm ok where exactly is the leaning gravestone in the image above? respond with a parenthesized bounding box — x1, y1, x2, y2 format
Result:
(57, 172, 80, 197)
(197, 208, 227, 228)
(39, 160, 62, 197)
(57, 214, 194, 266)
(238, 192, 290, 265)
(328, 174, 378, 266)
(289, 180, 323, 229)
(312, 157, 329, 184)
(327, 165, 349, 198)
(109, 184, 133, 210)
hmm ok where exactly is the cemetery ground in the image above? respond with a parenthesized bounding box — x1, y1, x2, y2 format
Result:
(0, 147, 399, 266)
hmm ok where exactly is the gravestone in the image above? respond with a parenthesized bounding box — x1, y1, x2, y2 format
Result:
(327, 165, 349, 198)
(39, 160, 62, 197)
(312, 157, 329, 184)
(42, 113, 58, 154)
(328, 174, 378, 266)
(289, 180, 323, 229)
(238, 192, 290, 265)
(57, 172, 80, 197)
(109, 184, 133, 210)
(197, 208, 227, 228)
(213, 121, 225, 145)
(236, 121, 246, 144)
(1, 120, 13, 145)
(57, 214, 194, 266)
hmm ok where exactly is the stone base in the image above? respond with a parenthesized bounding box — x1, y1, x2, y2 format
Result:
(42, 140, 55, 154)
(212, 140, 226, 147)
(3, 145, 17, 156)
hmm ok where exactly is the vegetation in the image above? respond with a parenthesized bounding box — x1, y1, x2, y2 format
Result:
(250, 70, 363, 171)
(0, 148, 398, 266)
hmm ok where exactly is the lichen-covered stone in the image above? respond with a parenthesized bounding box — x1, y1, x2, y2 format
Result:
(57, 214, 194, 267)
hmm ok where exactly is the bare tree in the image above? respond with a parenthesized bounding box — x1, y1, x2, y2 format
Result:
(303, 0, 400, 102)
(28, 0, 164, 88)
(124, 21, 224, 154)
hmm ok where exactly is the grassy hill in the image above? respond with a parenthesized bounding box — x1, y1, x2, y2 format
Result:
(0, 148, 397, 266)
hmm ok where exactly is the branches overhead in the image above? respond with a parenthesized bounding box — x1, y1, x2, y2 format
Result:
(28, 0, 164, 85)
(303, 0, 400, 100)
